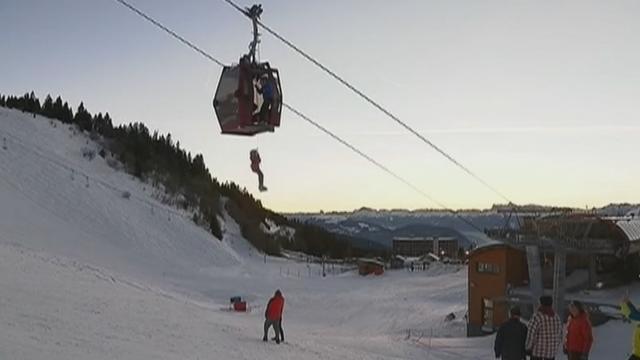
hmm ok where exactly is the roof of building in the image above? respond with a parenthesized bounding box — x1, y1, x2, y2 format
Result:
(614, 218, 640, 242)
(392, 236, 456, 242)
(358, 258, 385, 266)
(468, 242, 518, 257)
(625, 208, 640, 218)
(423, 253, 441, 262)
(487, 215, 640, 254)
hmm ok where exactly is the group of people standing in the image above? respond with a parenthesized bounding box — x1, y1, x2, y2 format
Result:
(261, 290, 640, 356)
(494, 295, 593, 360)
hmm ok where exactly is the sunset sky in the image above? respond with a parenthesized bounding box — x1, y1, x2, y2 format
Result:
(3, 0, 640, 212)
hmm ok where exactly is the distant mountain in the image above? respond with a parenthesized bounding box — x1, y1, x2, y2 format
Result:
(290, 203, 640, 250)
(594, 204, 640, 217)
(291, 215, 494, 250)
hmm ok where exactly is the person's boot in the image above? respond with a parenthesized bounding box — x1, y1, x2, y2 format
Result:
(259, 185, 268, 192)
(262, 336, 268, 342)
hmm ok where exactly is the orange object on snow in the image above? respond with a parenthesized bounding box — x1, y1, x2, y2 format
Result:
(233, 301, 247, 312)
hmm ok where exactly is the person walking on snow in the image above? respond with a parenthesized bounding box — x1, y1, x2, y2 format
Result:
(494, 306, 528, 360)
(564, 300, 593, 360)
(526, 295, 564, 360)
(263, 290, 285, 344)
(272, 318, 284, 342)
(621, 295, 640, 360)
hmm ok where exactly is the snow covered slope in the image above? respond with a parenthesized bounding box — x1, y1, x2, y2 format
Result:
(0, 241, 475, 360)
(0, 107, 632, 359)
(0, 107, 246, 297)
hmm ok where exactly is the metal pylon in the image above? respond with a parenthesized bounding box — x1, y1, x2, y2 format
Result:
(526, 245, 544, 304)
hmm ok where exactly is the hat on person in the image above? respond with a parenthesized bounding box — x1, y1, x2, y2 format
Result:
(539, 295, 553, 307)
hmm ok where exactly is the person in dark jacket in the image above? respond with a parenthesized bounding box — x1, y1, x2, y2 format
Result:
(255, 75, 275, 124)
(495, 306, 528, 360)
(263, 290, 285, 344)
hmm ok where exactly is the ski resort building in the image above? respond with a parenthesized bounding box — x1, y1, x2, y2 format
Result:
(467, 244, 528, 336)
(357, 258, 384, 276)
(392, 236, 458, 258)
(468, 214, 640, 336)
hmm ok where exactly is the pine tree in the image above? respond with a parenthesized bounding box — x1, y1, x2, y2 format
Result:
(74, 102, 92, 131)
(103, 112, 114, 137)
(53, 97, 64, 122)
(29, 91, 41, 113)
(62, 102, 74, 123)
(93, 113, 104, 133)
(42, 95, 54, 117)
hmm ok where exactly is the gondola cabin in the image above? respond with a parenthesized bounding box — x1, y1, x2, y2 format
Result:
(213, 61, 282, 136)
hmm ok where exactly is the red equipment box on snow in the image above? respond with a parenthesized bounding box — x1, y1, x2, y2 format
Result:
(233, 301, 247, 312)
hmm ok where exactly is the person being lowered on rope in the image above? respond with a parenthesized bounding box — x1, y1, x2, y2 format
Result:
(250, 149, 267, 192)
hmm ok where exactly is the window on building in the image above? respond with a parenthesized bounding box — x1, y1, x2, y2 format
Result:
(482, 298, 494, 331)
(477, 262, 500, 274)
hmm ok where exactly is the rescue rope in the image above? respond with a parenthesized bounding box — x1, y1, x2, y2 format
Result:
(220, 0, 513, 205)
(110, 0, 487, 233)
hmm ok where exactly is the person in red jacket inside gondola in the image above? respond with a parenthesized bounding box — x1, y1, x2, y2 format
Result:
(250, 149, 267, 192)
(263, 290, 285, 344)
(564, 300, 593, 360)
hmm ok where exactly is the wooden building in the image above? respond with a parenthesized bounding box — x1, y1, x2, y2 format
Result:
(467, 244, 528, 336)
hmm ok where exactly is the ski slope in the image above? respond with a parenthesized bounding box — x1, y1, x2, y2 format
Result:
(0, 107, 634, 359)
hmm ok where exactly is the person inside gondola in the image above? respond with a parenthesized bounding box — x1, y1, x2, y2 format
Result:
(250, 149, 267, 192)
(236, 55, 254, 105)
(254, 74, 275, 124)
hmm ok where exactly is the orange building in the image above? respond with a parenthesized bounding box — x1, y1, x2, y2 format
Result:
(467, 244, 528, 336)
(357, 259, 384, 276)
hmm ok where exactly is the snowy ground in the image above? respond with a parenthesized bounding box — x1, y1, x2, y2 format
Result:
(0, 107, 635, 359)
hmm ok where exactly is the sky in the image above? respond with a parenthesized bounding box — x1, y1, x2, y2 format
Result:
(2, 0, 640, 212)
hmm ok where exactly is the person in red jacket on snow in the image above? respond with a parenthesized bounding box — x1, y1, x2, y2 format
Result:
(263, 290, 284, 344)
(564, 300, 593, 360)
(250, 149, 267, 192)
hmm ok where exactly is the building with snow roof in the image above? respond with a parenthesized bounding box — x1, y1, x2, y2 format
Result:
(357, 258, 384, 276)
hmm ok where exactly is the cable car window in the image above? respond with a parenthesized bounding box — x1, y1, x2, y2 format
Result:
(213, 67, 240, 128)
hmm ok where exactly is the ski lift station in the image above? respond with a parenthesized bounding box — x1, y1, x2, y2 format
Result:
(468, 213, 640, 336)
